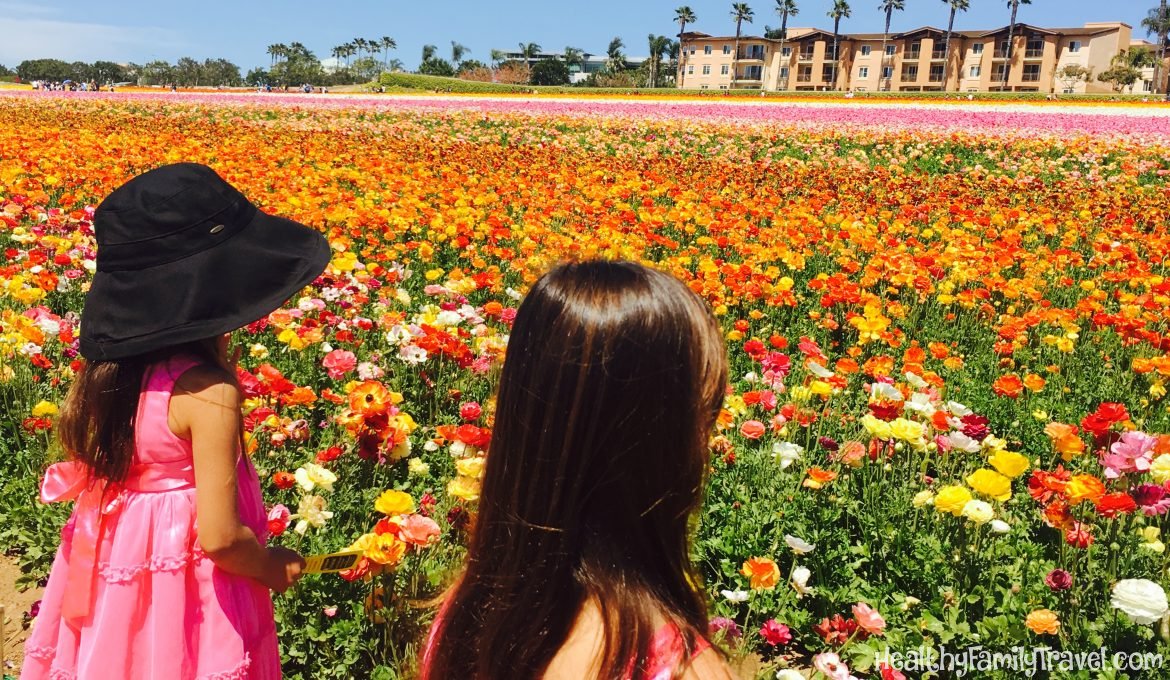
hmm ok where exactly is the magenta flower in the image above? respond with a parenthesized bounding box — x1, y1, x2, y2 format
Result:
(759, 619, 792, 646)
(1045, 569, 1073, 591)
(709, 617, 741, 640)
(1100, 431, 1157, 479)
(1130, 484, 1170, 516)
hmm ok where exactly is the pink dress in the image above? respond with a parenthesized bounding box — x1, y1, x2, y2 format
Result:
(22, 356, 280, 680)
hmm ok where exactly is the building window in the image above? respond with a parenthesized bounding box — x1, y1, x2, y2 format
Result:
(687, 65, 694, 74)
(704, 45, 712, 55)
(780, 66, 790, 77)
(885, 44, 896, 56)
(1144, 80, 1153, 92)
(721, 64, 729, 75)
(1062, 88, 1074, 94)
(861, 45, 872, 56)
(689, 48, 696, 55)
(1068, 41, 1081, 54)
(702, 64, 711, 75)
(901, 64, 918, 81)
(969, 65, 981, 78)
(929, 64, 945, 82)
(797, 65, 812, 82)
(882, 66, 893, 78)
(1022, 63, 1041, 81)
(723, 45, 731, 55)
(1025, 37, 1043, 58)
(822, 64, 836, 81)
(700, 85, 709, 89)
(782, 47, 792, 57)
(991, 64, 1007, 81)
(906, 41, 921, 59)
(972, 43, 984, 55)
(858, 66, 869, 78)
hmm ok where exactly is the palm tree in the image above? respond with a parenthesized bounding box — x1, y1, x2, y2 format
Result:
(519, 42, 542, 69)
(342, 43, 356, 68)
(606, 37, 626, 72)
(1001, 0, 1032, 90)
(675, 6, 698, 86)
(353, 38, 368, 62)
(879, 1, 904, 92)
(489, 49, 507, 67)
(266, 44, 280, 68)
(380, 37, 397, 69)
(730, 3, 755, 89)
(774, 0, 799, 90)
(386, 58, 405, 73)
(564, 46, 586, 80)
(1142, 0, 1170, 96)
(451, 42, 469, 65)
(827, 0, 851, 90)
(942, 0, 970, 90)
(647, 34, 672, 87)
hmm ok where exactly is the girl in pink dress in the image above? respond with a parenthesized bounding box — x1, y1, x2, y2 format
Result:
(22, 163, 331, 680)
(420, 261, 737, 680)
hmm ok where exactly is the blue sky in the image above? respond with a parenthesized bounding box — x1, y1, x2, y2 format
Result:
(0, 0, 1153, 69)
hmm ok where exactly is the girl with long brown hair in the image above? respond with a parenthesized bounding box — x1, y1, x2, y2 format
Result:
(22, 163, 331, 679)
(421, 260, 735, 680)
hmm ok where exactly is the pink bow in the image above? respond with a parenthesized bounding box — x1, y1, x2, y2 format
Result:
(40, 461, 126, 622)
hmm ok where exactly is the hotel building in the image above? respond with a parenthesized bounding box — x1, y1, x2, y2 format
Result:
(679, 21, 1162, 94)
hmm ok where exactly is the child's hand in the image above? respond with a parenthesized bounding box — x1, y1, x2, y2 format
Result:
(263, 546, 306, 593)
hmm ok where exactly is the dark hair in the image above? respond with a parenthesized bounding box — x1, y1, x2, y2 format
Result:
(58, 338, 225, 482)
(423, 260, 729, 680)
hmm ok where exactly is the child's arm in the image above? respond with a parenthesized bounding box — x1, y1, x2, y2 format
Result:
(173, 366, 304, 592)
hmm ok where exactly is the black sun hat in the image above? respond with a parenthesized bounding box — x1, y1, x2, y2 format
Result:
(79, 163, 332, 361)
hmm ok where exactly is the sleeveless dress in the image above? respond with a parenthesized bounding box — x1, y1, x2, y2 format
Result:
(22, 356, 280, 680)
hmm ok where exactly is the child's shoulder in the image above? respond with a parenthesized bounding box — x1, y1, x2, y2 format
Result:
(172, 363, 240, 403)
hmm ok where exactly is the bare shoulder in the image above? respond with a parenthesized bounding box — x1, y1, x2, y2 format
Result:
(172, 364, 239, 405)
(682, 648, 739, 680)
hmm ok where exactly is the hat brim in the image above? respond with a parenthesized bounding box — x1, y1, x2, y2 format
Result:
(80, 210, 332, 361)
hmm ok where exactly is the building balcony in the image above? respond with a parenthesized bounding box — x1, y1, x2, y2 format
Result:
(798, 53, 815, 62)
(904, 50, 921, 60)
(931, 51, 947, 61)
(1021, 74, 1041, 82)
(796, 74, 812, 82)
(737, 56, 766, 63)
(1024, 49, 1044, 59)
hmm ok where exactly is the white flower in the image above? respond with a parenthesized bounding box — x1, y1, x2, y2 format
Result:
(743, 371, 759, 384)
(784, 534, 815, 554)
(423, 440, 441, 452)
(408, 458, 431, 476)
(961, 500, 994, 525)
(293, 495, 333, 534)
(946, 400, 973, 416)
(357, 362, 384, 380)
(772, 442, 804, 469)
(385, 324, 414, 345)
(989, 520, 1011, 534)
(294, 463, 337, 492)
(435, 310, 463, 327)
(791, 566, 813, 597)
(399, 345, 428, 364)
(776, 671, 805, 680)
(904, 372, 928, 389)
(505, 287, 523, 301)
(1111, 579, 1170, 624)
(721, 589, 750, 603)
(807, 361, 835, 379)
(35, 318, 60, 335)
(869, 382, 903, 402)
(904, 392, 937, 416)
(945, 431, 982, 453)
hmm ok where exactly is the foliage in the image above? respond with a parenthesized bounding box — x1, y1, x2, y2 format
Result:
(1056, 64, 1094, 91)
(529, 59, 570, 86)
(15, 59, 72, 82)
(455, 60, 488, 76)
(417, 58, 456, 78)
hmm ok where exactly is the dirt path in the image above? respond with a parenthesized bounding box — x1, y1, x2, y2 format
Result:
(1, 556, 41, 677)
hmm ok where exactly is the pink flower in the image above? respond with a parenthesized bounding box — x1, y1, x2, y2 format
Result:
(759, 619, 792, 646)
(1130, 484, 1170, 516)
(1045, 569, 1073, 591)
(852, 602, 886, 636)
(322, 349, 357, 380)
(1100, 431, 1156, 479)
(266, 504, 291, 537)
(323, 606, 338, 617)
(739, 420, 766, 440)
(460, 401, 483, 421)
(761, 352, 791, 377)
(399, 514, 442, 547)
(813, 652, 855, 680)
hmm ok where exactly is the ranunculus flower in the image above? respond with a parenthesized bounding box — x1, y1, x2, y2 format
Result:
(966, 469, 1012, 502)
(784, 534, 815, 554)
(741, 557, 780, 590)
(266, 504, 291, 537)
(1025, 609, 1060, 635)
(399, 513, 441, 546)
(813, 652, 854, 680)
(759, 619, 792, 646)
(852, 602, 886, 636)
(1112, 579, 1170, 624)
(1101, 431, 1157, 479)
(709, 617, 741, 640)
(988, 450, 1030, 478)
(1045, 569, 1073, 591)
(961, 499, 994, 524)
(272, 471, 297, 490)
(374, 489, 415, 516)
(294, 463, 337, 492)
(459, 401, 482, 421)
(791, 565, 813, 597)
(322, 349, 357, 380)
(1132, 484, 1170, 516)
(739, 419, 766, 439)
(934, 485, 973, 516)
(1065, 474, 1106, 505)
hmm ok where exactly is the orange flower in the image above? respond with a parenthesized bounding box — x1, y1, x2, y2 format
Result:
(991, 374, 1024, 398)
(1025, 609, 1060, 635)
(1065, 474, 1106, 506)
(803, 467, 838, 489)
(741, 557, 780, 590)
(348, 380, 392, 417)
(1044, 423, 1085, 460)
(1023, 373, 1046, 391)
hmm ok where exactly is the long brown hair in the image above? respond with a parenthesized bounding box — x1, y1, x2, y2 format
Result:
(423, 260, 729, 680)
(58, 338, 224, 482)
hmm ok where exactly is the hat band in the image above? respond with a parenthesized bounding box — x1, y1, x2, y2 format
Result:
(96, 204, 259, 272)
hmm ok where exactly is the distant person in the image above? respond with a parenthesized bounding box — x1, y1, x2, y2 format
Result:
(20, 163, 326, 680)
(420, 261, 735, 680)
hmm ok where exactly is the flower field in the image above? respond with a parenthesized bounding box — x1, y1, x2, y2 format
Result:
(2, 91, 1170, 679)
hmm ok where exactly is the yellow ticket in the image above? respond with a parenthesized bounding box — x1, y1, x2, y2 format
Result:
(303, 550, 363, 574)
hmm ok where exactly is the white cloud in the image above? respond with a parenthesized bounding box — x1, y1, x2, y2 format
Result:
(0, 18, 184, 64)
(0, 2, 62, 16)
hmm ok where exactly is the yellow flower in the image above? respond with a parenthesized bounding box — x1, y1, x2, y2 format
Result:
(966, 469, 1012, 502)
(988, 450, 1030, 479)
(934, 485, 973, 517)
(889, 418, 925, 445)
(912, 490, 935, 508)
(249, 343, 270, 359)
(1151, 454, 1170, 485)
(31, 400, 58, 418)
(455, 456, 486, 480)
(447, 475, 481, 502)
(276, 327, 306, 350)
(1152, 380, 1167, 400)
(860, 414, 893, 440)
(809, 380, 833, 398)
(364, 532, 407, 566)
(961, 500, 994, 525)
(374, 489, 415, 516)
(740, 557, 781, 590)
(1139, 527, 1165, 554)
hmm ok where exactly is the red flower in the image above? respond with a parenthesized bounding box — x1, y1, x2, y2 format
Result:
(880, 663, 907, 680)
(813, 614, 860, 645)
(459, 401, 483, 421)
(272, 471, 296, 490)
(1064, 521, 1094, 549)
(759, 619, 792, 646)
(1094, 492, 1137, 518)
(316, 446, 344, 463)
(1045, 569, 1073, 591)
(1028, 467, 1070, 504)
